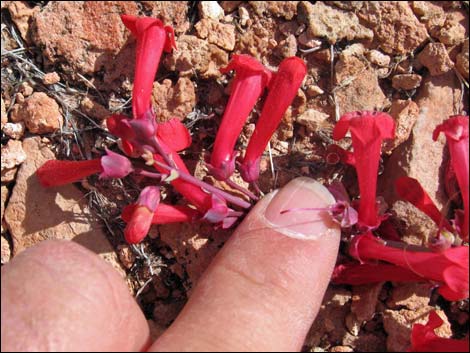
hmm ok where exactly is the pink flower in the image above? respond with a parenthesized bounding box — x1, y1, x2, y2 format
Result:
(124, 186, 160, 244)
(36, 150, 133, 187)
(349, 233, 469, 301)
(121, 15, 176, 119)
(332, 111, 395, 229)
(208, 55, 272, 181)
(395, 176, 452, 233)
(409, 311, 469, 352)
(100, 148, 134, 179)
(239, 56, 307, 182)
(433, 116, 469, 241)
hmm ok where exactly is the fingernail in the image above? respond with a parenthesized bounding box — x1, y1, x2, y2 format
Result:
(264, 177, 339, 240)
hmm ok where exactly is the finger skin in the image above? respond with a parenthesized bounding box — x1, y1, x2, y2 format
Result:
(150, 177, 341, 352)
(1, 240, 150, 352)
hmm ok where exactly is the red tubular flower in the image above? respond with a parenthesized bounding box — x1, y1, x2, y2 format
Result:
(121, 15, 176, 119)
(349, 233, 469, 301)
(240, 56, 307, 182)
(433, 115, 469, 241)
(37, 150, 133, 187)
(122, 203, 198, 224)
(409, 311, 469, 352)
(124, 186, 160, 244)
(395, 176, 452, 232)
(333, 262, 424, 285)
(37, 159, 102, 187)
(332, 111, 395, 229)
(208, 55, 272, 180)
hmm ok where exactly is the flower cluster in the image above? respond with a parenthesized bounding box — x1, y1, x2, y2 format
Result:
(36, 15, 305, 244)
(34, 13, 468, 347)
(327, 113, 469, 351)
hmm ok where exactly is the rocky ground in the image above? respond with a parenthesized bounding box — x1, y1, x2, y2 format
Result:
(1, 1, 469, 351)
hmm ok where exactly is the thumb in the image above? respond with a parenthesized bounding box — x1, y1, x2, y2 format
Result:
(150, 177, 341, 352)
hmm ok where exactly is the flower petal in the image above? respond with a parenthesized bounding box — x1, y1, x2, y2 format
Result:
(156, 118, 191, 152)
(36, 159, 103, 187)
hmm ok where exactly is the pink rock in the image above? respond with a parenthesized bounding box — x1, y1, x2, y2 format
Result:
(80, 97, 110, 120)
(164, 35, 229, 79)
(151, 77, 197, 122)
(198, 1, 225, 20)
(140, 1, 189, 34)
(195, 19, 236, 51)
(1, 140, 26, 171)
(418, 42, 455, 76)
(392, 74, 422, 90)
(386, 283, 431, 310)
(158, 222, 231, 287)
(1, 235, 10, 264)
(334, 53, 387, 117)
(276, 34, 298, 58)
(234, 18, 278, 64)
(42, 72, 60, 85)
(1, 98, 6, 129)
(249, 1, 299, 20)
(7, 1, 38, 42)
(358, 2, 428, 55)
(12, 92, 63, 134)
(304, 287, 352, 347)
(33, 1, 138, 86)
(220, 1, 242, 13)
(298, 1, 372, 44)
(437, 9, 468, 45)
(383, 99, 420, 153)
(3, 122, 25, 140)
(351, 282, 384, 324)
(456, 38, 469, 79)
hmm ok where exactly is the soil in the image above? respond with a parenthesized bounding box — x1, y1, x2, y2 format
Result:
(1, 1, 469, 351)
